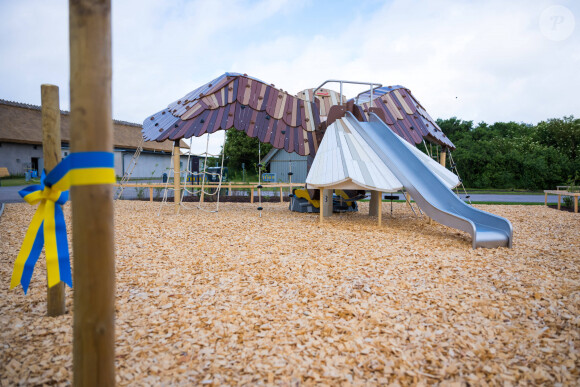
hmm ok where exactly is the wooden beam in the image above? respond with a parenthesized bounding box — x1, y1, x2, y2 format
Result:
(149, 187, 153, 202)
(378, 193, 382, 227)
(545, 192, 548, 206)
(319, 189, 323, 223)
(280, 186, 283, 203)
(575, 196, 578, 213)
(558, 194, 561, 210)
(173, 140, 180, 213)
(41, 84, 66, 317)
(369, 191, 380, 216)
(322, 189, 333, 218)
(439, 148, 446, 167)
(69, 0, 115, 385)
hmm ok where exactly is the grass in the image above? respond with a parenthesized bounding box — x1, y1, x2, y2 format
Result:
(0, 177, 39, 187)
(462, 188, 545, 195)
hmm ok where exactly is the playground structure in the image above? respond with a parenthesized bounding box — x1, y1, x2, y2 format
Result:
(142, 73, 512, 248)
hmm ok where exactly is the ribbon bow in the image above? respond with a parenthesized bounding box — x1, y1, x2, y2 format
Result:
(10, 152, 115, 294)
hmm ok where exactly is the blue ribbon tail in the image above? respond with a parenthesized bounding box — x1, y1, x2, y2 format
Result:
(20, 222, 45, 294)
(54, 205, 72, 287)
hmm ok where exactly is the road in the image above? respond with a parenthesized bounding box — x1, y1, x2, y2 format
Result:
(0, 184, 562, 204)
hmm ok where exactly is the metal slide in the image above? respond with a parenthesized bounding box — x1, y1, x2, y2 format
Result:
(345, 113, 512, 249)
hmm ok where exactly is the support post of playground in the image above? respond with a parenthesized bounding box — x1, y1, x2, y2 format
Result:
(322, 189, 333, 218)
(70, 0, 115, 385)
(41, 84, 66, 317)
(319, 189, 323, 223)
(439, 147, 446, 167)
(173, 140, 180, 213)
(369, 191, 381, 217)
(378, 196, 382, 227)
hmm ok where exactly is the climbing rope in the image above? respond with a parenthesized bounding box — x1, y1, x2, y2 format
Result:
(288, 159, 293, 200)
(447, 150, 471, 204)
(115, 137, 144, 201)
(180, 133, 226, 213)
(157, 145, 175, 216)
(422, 139, 431, 159)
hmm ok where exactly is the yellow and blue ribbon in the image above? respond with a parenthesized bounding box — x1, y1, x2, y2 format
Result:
(10, 152, 115, 294)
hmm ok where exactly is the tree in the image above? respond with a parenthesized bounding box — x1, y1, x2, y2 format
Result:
(222, 128, 273, 174)
(445, 116, 575, 190)
(534, 116, 579, 161)
(436, 117, 473, 143)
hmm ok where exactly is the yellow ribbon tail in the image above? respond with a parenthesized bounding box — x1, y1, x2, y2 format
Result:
(10, 203, 46, 290)
(43, 200, 61, 288)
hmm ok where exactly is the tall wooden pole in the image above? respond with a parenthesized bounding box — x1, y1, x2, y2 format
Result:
(173, 140, 180, 213)
(69, 1, 115, 385)
(41, 84, 66, 317)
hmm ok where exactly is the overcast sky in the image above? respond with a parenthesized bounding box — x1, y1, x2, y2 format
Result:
(0, 0, 578, 154)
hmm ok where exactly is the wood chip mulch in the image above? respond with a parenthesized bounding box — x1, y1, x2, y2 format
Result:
(1, 201, 579, 385)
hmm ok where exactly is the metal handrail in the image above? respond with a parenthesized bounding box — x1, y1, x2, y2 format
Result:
(354, 86, 385, 104)
(312, 79, 383, 108)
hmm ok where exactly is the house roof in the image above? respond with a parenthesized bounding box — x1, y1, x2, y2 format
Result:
(0, 99, 187, 152)
(261, 148, 279, 165)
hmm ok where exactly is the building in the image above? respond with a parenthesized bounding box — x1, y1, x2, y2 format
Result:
(261, 148, 309, 183)
(0, 99, 190, 178)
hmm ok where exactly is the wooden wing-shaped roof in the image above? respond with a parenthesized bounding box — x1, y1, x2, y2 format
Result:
(297, 88, 346, 120)
(142, 73, 322, 156)
(354, 86, 455, 150)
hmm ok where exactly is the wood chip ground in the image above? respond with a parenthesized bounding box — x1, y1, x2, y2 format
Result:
(1, 201, 579, 385)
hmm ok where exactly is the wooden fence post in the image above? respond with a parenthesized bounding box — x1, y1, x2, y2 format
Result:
(70, 0, 115, 385)
(41, 84, 66, 317)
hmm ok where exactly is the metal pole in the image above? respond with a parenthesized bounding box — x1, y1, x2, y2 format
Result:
(69, 0, 115, 385)
(41, 84, 66, 317)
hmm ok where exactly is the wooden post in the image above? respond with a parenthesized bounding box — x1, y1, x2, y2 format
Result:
(439, 148, 446, 167)
(41, 84, 66, 317)
(251, 188, 254, 203)
(228, 182, 232, 196)
(378, 195, 382, 227)
(369, 191, 380, 216)
(280, 186, 283, 203)
(575, 196, 578, 213)
(149, 187, 153, 202)
(70, 0, 115, 385)
(544, 192, 548, 206)
(319, 189, 323, 223)
(558, 194, 561, 210)
(173, 140, 180, 213)
(322, 189, 333, 218)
